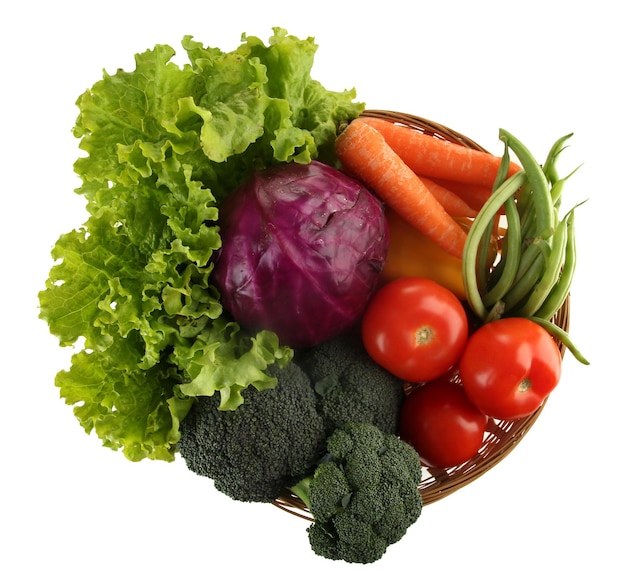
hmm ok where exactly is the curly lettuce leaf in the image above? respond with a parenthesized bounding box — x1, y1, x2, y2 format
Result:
(39, 28, 364, 461)
(56, 337, 192, 462)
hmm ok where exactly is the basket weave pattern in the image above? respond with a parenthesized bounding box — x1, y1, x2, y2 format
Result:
(272, 110, 571, 519)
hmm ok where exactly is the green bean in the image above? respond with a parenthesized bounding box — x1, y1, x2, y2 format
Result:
(500, 129, 554, 240)
(520, 136, 577, 233)
(484, 230, 504, 288)
(542, 132, 574, 185)
(482, 195, 521, 307)
(479, 145, 516, 299)
(501, 238, 549, 311)
(515, 236, 551, 283)
(485, 299, 506, 323)
(515, 209, 571, 317)
(519, 200, 537, 242)
(475, 219, 496, 296)
(493, 142, 513, 190)
(463, 170, 527, 320)
(550, 164, 582, 207)
(535, 207, 579, 320)
(515, 180, 533, 216)
(518, 134, 575, 238)
(513, 184, 539, 244)
(529, 316, 590, 365)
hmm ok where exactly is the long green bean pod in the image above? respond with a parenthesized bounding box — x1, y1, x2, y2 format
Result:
(514, 210, 570, 317)
(463, 170, 527, 320)
(534, 208, 578, 320)
(500, 129, 554, 240)
(513, 236, 550, 283)
(482, 196, 521, 307)
(515, 179, 533, 216)
(501, 240, 549, 311)
(481, 145, 520, 303)
(529, 316, 590, 365)
(518, 133, 574, 239)
(475, 219, 496, 296)
(493, 140, 513, 191)
(519, 201, 539, 243)
(550, 164, 582, 208)
(474, 136, 512, 295)
(542, 132, 574, 185)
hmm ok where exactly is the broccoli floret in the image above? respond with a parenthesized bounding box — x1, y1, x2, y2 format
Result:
(289, 422, 423, 564)
(178, 361, 326, 503)
(296, 332, 405, 436)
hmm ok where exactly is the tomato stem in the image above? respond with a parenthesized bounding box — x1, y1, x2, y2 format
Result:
(414, 326, 434, 346)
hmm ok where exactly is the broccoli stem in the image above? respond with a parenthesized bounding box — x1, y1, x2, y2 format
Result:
(288, 476, 313, 510)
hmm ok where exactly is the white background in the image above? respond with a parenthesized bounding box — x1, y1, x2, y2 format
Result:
(3, 1, 623, 571)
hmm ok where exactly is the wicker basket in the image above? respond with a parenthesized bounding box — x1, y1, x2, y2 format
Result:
(272, 110, 571, 520)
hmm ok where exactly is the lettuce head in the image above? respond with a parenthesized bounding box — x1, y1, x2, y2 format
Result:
(38, 28, 364, 461)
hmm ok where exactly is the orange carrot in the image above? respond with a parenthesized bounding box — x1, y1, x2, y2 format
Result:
(430, 178, 504, 215)
(335, 119, 467, 259)
(360, 116, 521, 187)
(430, 178, 493, 211)
(420, 176, 478, 218)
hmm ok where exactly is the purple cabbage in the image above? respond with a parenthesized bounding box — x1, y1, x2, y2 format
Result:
(212, 160, 389, 347)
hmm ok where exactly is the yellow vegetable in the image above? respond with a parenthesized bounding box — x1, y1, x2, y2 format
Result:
(380, 209, 471, 299)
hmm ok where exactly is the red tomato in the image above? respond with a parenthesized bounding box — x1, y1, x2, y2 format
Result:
(459, 317, 562, 420)
(361, 277, 468, 382)
(399, 378, 488, 468)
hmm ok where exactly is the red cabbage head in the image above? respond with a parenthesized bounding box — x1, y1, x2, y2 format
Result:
(212, 160, 389, 347)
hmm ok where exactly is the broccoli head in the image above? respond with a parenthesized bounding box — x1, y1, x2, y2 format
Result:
(296, 332, 406, 436)
(178, 361, 326, 503)
(289, 422, 423, 564)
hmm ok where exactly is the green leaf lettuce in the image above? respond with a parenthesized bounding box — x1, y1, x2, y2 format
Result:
(39, 28, 364, 461)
